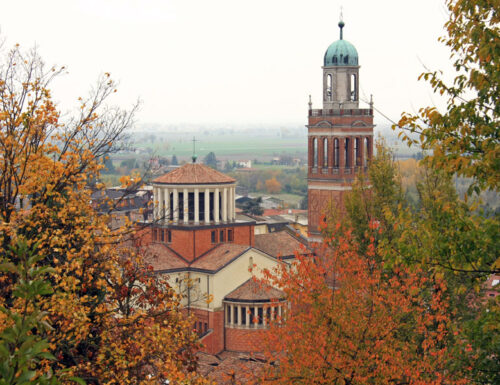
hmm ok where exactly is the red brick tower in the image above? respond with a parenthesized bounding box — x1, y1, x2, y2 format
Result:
(307, 19, 374, 238)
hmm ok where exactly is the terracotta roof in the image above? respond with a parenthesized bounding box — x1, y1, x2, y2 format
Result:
(197, 351, 267, 384)
(144, 242, 188, 271)
(254, 230, 305, 258)
(225, 278, 284, 302)
(152, 163, 235, 184)
(190, 244, 249, 272)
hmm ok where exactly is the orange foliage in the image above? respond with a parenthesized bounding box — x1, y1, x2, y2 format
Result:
(265, 177, 281, 194)
(252, 224, 466, 385)
(0, 45, 208, 384)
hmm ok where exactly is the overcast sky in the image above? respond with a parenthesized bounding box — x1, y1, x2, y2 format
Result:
(1, 0, 453, 128)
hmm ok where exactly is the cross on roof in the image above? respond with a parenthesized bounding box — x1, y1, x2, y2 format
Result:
(192, 136, 198, 163)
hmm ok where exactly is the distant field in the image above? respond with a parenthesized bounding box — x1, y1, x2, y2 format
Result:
(131, 132, 307, 160)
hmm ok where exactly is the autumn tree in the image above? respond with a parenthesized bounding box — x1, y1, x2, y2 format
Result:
(0, 44, 207, 384)
(265, 177, 281, 194)
(254, 228, 466, 385)
(396, 0, 499, 194)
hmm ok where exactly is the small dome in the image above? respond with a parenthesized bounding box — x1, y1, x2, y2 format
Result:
(324, 39, 358, 67)
(152, 163, 235, 185)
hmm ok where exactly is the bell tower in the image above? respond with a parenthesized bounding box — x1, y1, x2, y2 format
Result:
(307, 19, 374, 238)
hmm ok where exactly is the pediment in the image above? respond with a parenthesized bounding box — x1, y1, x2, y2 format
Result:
(351, 120, 368, 127)
(313, 120, 333, 128)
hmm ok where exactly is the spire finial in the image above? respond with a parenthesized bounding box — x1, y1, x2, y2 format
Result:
(308, 94, 312, 110)
(191, 136, 198, 163)
(338, 6, 345, 40)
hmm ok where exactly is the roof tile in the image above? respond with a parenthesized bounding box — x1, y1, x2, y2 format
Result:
(152, 163, 235, 184)
(225, 278, 284, 301)
(254, 231, 305, 258)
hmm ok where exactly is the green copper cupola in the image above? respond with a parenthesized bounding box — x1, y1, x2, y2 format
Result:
(323, 20, 359, 67)
(322, 18, 360, 109)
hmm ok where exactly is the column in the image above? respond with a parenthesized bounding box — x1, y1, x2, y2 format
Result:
(359, 136, 364, 171)
(308, 136, 313, 174)
(230, 187, 235, 221)
(173, 188, 179, 223)
(194, 188, 199, 224)
(204, 188, 210, 224)
(349, 136, 355, 170)
(237, 305, 242, 326)
(214, 187, 220, 223)
(222, 187, 228, 222)
(158, 187, 164, 221)
(164, 188, 170, 222)
(327, 137, 334, 173)
(368, 136, 373, 162)
(253, 306, 258, 328)
(153, 187, 158, 221)
(183, 188, 188, 224)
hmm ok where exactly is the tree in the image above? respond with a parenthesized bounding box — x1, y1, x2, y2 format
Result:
(0, 44, 206, 384)
(203, 152, 217, 169)
(102, 156, 115, 174)
(265, 177, 281, 194)
(254, 228, 466, 385)
(396, 0, 499, 194)
(0, 239, 83, 385)
(241, 197, 263, 216)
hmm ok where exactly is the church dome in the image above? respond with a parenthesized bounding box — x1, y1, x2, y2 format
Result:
(152, 163, 235, 185)
(323, 20, 358, 67)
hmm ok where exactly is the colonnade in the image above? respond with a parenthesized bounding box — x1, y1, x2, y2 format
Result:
(152, 184, 236, 224)
(308, 135, 373, 176)
(224, 302, 285, 329)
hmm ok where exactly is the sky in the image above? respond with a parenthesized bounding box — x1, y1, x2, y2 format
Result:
(0, 0, 453, 128)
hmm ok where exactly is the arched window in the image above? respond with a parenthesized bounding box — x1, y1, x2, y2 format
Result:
(334, 138, 339, 167)
(323, 138, 328, 168)
(344, 55, 349, 64)
(350, 74, 357, 101)
(345, 138, 350, 167)
(333, 56, 337, 64)
(313, 138, 318, 168)
(355, 138, 361, 166)
(326, 74, 332, 101)
(364, 137, 370, 166)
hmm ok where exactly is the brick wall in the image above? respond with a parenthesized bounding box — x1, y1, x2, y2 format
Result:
(192, 308, 225, 355)
(151, 224, 255, 261)
(308, 188, 344, 235)
(225, 327, 269, 353)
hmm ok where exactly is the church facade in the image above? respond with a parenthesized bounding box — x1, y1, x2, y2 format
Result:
(307, 20, 374, 237)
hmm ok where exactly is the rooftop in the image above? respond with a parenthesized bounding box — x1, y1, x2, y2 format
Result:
(254, 230, 306, 259)
(190, 244, 250, 272)
(224, 278, 284, 302)
(152, 163, 236, 185)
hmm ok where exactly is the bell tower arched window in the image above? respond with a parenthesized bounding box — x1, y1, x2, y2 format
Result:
(344, 138, 350, 167)
(323, 138, 328, 168)
(334, 138, 339, 167)
(355, 138, 361, 166)
(312, 138, 318, 168)
(326, 74, 332, 101)
(350, 74, 357, 101)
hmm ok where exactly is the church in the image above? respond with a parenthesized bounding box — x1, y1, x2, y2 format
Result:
(136, 18, 373, 359)
(136, 160, 306, 355)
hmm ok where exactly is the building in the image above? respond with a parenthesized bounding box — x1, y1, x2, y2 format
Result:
(136, 160, 307, 355)
(307, 19, 374, 238)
